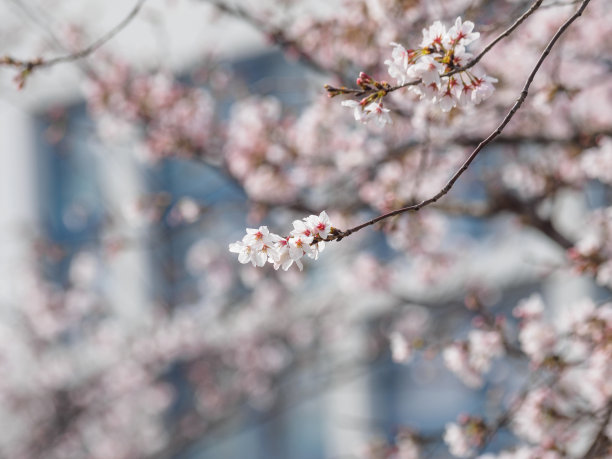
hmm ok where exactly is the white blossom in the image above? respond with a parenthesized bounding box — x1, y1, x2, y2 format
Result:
(305, 210, 332, 239)
(471, 73, 498, 104)
(341, 99, 366, 122)
(409, 55, 443, 86)
(364, 101, 393, 126)
(385, 42, 411, 85)
(229, 213, 334, 270)
(342, 100, 392, 126)
(444, 423, 474, 458)
(420, 20, 447, 49)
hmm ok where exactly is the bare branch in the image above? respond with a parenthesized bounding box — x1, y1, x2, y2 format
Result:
(1, 0, 147, 75)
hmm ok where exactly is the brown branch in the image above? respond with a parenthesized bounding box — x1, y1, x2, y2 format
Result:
(455, 129, 612, 148)
(488, 192, 575, 249)
(1, 0, 147, 74)
(327, 0, 592, 243)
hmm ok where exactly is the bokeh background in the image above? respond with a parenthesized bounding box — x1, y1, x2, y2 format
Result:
(0, 0, 611, 458)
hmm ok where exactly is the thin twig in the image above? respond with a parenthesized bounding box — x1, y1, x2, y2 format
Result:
(326, 0, 592, 243)
(1, 0, 147, 72)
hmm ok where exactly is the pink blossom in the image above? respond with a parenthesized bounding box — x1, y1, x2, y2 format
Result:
(446, 17, 480, 47)
(385, 42, 412, 85)
(305, 211, 332, 239)
(420, 20, 447, 49)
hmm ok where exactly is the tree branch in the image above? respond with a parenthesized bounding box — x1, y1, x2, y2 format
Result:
(326, 0, 592, 243)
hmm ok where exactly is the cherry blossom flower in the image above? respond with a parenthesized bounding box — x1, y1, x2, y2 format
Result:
(467, 329, 505, 373)
(446, 17, 480, 47)
(341, 99, 367, 122)
(471, 74, 499, 104)
(228, 239, 255, 265)
(244, 226, 281, 250)
(438, 85, 458, 112)
(288, 236, 314, 270)
(409, 55, 443, 86)
(420, 20, 447, 49)
(364, 101, 393, 126)
(270, 238, 294, 271)
(291, 220, 315, 240)
(385, 42, 412, 85)
(357, 17, 497, 116)
(305, 211, 332, 239)
(342, 100, 392, 125)
(341, 16, 492, 117)
(229, 226, 282, 267)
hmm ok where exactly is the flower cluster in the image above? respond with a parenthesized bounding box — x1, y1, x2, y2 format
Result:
(568, 206, 612, 289)
(341, 98, 392, 126)
(443, 416, 487, 458)
(340, 73, 393, 126)
(443, 329, 505, 388)
(439, 295, 612, 457)
(513, 294, 556, 364)
(229, 211, 333, 271)
(387, 17, 496, 112)
(85, 61, 214, 161)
